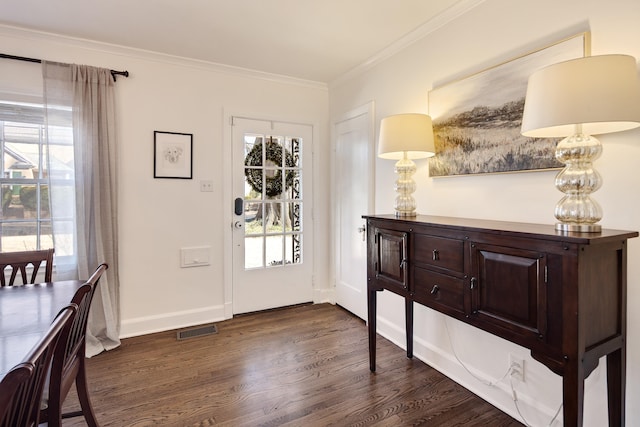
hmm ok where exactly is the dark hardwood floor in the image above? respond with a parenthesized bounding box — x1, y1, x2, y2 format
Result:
(62, 303, 523, 426)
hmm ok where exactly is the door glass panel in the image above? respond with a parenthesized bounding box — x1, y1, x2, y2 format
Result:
(284, 234, 302, 264)
(290, 202, 302, 232)
(244, 236, 263, 269)
(265, 235, 283, 266)
(286, 137, 301, 201)
(244, 200, 261, 235)
(243, 133, 303, 269)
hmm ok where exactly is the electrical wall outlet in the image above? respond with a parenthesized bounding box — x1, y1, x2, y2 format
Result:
(509, 354, 525, 382)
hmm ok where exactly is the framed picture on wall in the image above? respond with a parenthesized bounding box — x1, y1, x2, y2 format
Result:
(428, 32, 590, 177)
(154, 131, 193, 179)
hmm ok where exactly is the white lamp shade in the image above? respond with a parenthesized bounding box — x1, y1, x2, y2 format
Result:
(521, 54, 640, 137)
(378, 113, 436, 159)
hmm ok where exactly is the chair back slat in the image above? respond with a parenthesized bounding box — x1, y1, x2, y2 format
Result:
(0, 364, 31, 426)
(64, 284, 93, 367)
(43, 263, 108, 427)
(65, 264, 107, 370)
(0, 304, 76, 427)
(0, 249, 54, 286)
(66, 264, 107, 363)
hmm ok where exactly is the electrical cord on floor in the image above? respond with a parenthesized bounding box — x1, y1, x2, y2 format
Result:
(444, 317, 563, 426)
(509, 374, 563, 427)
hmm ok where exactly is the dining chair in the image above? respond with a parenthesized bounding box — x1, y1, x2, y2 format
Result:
(40, 263, 108, 427)
(0, 304, 76, 427)
(0, 248, 54, 287)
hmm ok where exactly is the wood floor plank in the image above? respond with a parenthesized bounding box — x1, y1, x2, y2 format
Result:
(61, 303, 523, 426)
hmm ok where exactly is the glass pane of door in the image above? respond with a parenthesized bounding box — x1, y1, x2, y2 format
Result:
(242, 134, 303, 269)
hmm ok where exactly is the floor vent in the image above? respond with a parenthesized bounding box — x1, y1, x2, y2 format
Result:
(177, 324, 218, 340)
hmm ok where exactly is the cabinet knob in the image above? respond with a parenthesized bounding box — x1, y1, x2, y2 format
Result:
(430, 285, 440, 295)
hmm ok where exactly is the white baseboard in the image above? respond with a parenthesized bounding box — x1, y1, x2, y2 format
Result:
(120, 304, 226, 338)
(122, 295, 333, 339)
(375, 314, 562, 427)
(314, 285, 335, 304)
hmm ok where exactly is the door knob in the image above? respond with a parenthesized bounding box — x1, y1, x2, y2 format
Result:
(358, 225, 366, 241)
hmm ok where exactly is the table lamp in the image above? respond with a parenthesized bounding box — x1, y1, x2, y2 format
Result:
(378, 113, 435, 217)
(521, 54, 640, 232)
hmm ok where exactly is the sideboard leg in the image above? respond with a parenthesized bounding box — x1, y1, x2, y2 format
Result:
(607, 347, 625, 426)
(368, 289, 377, 372)
(562, 360, 585, 427)
(405, 298, 413, 359)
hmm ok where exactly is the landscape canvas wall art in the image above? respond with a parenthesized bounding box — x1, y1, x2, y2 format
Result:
(428, 32, 589, 177)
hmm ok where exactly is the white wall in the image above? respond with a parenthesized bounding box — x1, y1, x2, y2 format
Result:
(0, 25, 330, 335)
(330, 0, 640, 425)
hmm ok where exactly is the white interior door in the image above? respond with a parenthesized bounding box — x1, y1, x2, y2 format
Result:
(334, 103, 374, 320)
(231, 117, 314, 314)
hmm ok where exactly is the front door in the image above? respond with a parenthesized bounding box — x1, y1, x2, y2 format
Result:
(334, 103, 374, 320)
(231, 117, 314, 314)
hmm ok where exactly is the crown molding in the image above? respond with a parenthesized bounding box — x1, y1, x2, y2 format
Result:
(0, 24, 328, 91)
(330, 0, 486, 88)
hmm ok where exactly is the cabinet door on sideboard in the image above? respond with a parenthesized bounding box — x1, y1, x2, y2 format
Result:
(469, 242, 547, 347)
(371, 227, 409, 295)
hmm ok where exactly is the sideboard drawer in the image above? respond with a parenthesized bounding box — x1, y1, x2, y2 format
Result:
(413, 267, 466, 316)
(412, 234, 464, 274)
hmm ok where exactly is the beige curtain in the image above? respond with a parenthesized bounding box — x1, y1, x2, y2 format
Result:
(43, 62, 120, 357)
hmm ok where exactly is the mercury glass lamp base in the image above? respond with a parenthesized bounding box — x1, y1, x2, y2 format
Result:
(553, 131, 603, 235)
(555, 222, 602, 233)
(392, 157, 418, 219)
(395, 211, 417, 218)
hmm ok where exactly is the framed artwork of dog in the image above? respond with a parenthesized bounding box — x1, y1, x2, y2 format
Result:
(154, 131, 193, 179)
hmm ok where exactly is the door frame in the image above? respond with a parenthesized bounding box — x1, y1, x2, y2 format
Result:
(330, 101, 376, 307)
(223, 109, 319, 318)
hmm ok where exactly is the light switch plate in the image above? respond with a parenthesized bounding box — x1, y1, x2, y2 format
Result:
(200, 180, 214, 192)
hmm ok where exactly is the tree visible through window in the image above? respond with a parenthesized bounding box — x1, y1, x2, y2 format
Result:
(0, 100, 74, 255)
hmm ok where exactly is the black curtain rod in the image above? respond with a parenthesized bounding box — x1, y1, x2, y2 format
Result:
(0, 53, 129, 82)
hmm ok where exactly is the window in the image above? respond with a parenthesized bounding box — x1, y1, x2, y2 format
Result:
(0, 99, 74, 255)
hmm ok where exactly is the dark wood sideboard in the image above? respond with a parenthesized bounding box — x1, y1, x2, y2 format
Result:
(364, 214, 637, 427)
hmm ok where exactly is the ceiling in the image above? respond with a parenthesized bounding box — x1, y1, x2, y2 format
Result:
(0, 0, 475, 83)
